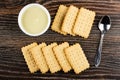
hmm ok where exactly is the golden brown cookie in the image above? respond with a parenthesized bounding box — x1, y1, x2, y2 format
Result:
(53, 42, 72, 73)
(65, 43, 90, 74)
(42, 43, 61, 73)
(30, 43, 49, 73)
(61, 5, 78, 36)
(51, 5, 68, 35)
(21, 42, 39, 73)
(73, 7, 96, 38)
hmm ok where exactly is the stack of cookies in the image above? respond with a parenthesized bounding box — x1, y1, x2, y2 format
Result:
(51, 5, 96, 38)
(21, 42, 89, 74)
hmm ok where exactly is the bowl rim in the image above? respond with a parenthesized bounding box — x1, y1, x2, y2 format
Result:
(18, 3, 51, 36)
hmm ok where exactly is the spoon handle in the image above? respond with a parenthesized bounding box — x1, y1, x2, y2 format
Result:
(95, 33, 104, 67)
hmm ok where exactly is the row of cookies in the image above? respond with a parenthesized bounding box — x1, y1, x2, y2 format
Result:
(51, 5, 96, 38)
(21, 42, 89, 74)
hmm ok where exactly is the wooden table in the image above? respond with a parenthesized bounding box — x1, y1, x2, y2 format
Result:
(0, 0, 120, 79)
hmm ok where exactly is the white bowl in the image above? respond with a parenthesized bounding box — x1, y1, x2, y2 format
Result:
(18, 3, 51, 36)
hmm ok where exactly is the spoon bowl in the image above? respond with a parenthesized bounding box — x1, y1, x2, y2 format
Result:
(98, 16, 111, 33)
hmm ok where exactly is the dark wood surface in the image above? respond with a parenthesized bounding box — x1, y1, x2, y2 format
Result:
(0, 0, 120, 80)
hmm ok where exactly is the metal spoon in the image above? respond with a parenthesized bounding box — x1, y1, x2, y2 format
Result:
(95, 15, 111, 67)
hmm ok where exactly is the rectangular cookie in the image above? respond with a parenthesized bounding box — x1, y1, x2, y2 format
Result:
(73, 7, 96, 38)
(51, 5, 68, 35)
(21, 42, 39, 73)
(42, 43, 61, 73)
(30, 43, 49, 74)
(65, 43, 90, 74)
(53, 42, 72, 73)
(61, 5, 78, 36)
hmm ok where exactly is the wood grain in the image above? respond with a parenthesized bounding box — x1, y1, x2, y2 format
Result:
(0, 0, 120, 79)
